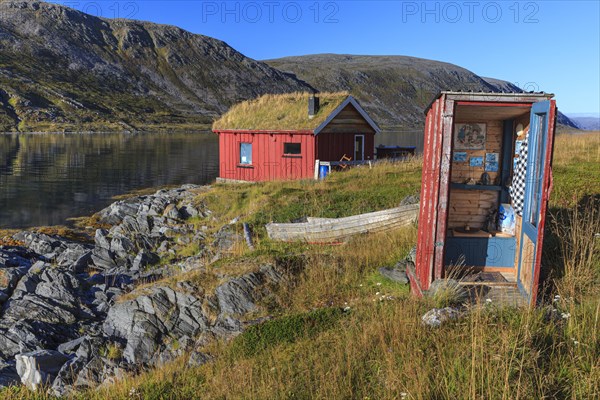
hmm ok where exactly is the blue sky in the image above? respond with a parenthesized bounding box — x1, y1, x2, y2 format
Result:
(55, 1, 600, 115)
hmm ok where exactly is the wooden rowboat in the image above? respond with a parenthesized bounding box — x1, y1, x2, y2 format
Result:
(266, 203, 419, 243)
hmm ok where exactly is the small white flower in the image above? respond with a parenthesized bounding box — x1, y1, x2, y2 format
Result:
(376, 292, 380, 295)
(485, 298, 492, 303)
(359, 284, 363, 287)
(561, 312, 571, 320)
(343, 306, 351, 312)
(553, 295, 561, 303)
(573, 340, 580, 345)
(376, 282, 382, 286)
(400, 393, 408, 399)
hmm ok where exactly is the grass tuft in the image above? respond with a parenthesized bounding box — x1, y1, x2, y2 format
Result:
(230, 307, 345, 357)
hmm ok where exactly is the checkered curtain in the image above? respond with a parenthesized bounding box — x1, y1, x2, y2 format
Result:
(510, 132, 528, 216)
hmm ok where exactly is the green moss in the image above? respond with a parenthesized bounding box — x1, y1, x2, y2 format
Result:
(230, 307, 345, 357)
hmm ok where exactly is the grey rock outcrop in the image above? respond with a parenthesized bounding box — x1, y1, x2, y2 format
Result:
(0, 186, 297, 395)
(15, 350, 70, 391)
(0, 360, 20, 388)
(0, 247, 35, 304)
(51, 336, 121, 397)
(103, 287, 208, 364)
(0, 264, 94, 360)
(215, 264, 283, 317)
(378, 266, 408, 284)
(13, 231, 92, 271)
(91, 186, 207, 276)
(421, 307, 462, 328)
(2, 264, 93, 325)
(103, 264, 285, 366)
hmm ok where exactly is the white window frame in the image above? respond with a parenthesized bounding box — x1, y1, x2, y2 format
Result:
(239, 142, 252, 165)
(354, 134, 365, 161)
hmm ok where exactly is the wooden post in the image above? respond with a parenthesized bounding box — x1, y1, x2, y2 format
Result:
(314, 159, 320, 180)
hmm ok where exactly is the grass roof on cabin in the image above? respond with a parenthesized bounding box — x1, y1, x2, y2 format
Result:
(212, 92, 350, 131)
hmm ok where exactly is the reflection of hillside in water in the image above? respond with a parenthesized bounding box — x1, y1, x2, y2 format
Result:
(0, 132, 219, 228)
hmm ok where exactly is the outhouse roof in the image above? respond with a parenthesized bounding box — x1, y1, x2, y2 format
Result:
(424, 91, 555, 115)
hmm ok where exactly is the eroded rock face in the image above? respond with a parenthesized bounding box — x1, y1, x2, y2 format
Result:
(215, 264, 283, 317)
(2, 264, 92, 325)
(103, 287, 208, 364)
(13, 231, 92, 271)
(0, 247, 36, 304)
(51, 336, 122, 397)
(91, 186, 205, 276)
(0, 263, 96, 362)
(103, 264, 285, 366)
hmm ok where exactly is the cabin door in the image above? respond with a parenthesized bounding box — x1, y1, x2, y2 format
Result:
(354, 135, 364, 161)
(517, 100, 555, 303)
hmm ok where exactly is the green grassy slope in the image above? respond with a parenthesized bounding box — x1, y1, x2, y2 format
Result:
(2, 133, 598, 399)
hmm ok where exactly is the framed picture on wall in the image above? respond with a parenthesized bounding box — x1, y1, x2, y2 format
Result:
(454, 123, 486, 150)
(470, 156, 484, 167)
(485, 153, 499, 172)
(453, 152, 467, 162)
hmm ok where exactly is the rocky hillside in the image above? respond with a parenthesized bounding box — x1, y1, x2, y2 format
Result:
(266, 54, 579, 129)
(0, 1, 578, 132)
(0, 1, 311, 132)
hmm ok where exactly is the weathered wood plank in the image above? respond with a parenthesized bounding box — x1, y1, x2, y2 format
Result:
(266, 204, 419, 242)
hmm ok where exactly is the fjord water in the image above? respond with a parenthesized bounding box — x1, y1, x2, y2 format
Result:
(0, 132, 219, 229)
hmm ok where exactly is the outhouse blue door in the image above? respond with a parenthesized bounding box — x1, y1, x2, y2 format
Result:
(517, 100, 556, 304)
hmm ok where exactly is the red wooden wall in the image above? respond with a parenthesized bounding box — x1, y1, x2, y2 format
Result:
(217, 131, 316, 181)
(412, 94, 446, 294)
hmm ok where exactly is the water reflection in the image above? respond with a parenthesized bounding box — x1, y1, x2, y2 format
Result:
(0, 132, 219, 228)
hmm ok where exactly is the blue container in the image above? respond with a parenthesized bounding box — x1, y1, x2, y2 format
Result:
(319, 165, 330, 180)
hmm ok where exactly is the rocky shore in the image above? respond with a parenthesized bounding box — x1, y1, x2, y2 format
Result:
(0, 185, 292, 396)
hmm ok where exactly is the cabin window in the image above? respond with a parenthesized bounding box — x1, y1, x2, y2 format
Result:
(240, 142, 252, 165)
(284, 142, 301, 155)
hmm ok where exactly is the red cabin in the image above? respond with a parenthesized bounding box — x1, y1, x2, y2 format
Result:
(407, 92, 557, 306)
(212, 92, 380, 182)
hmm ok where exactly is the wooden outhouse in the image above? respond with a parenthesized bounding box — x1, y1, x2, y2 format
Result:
(407, 92, 557, 305)
(212, 92, 380, 182)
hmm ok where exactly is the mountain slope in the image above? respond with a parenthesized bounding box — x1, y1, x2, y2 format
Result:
(0, 2, 578, 132)
(568, 116, 599, 131)
(266, 54, 578, 129)
(0, 0, 312, 132)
